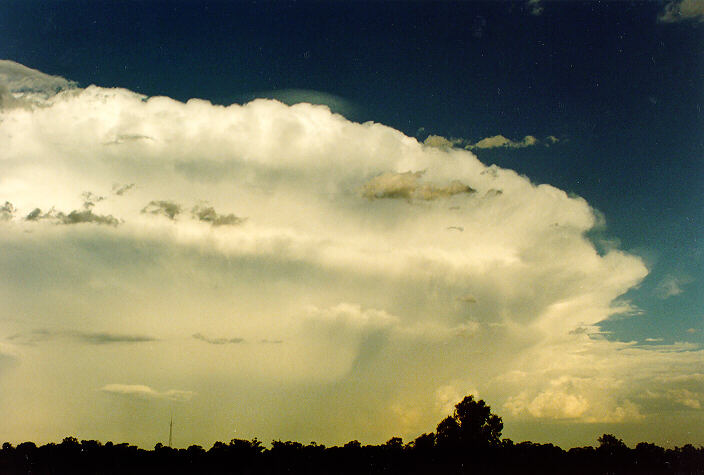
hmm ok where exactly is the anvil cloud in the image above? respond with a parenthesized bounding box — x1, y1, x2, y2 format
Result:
(0, 61, 702, 448)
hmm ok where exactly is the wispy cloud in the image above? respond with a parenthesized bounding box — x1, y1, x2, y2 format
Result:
(191, 204, 245, 226)
(0, 202, 14, 221)
(113, 183, 135, 196)
(56, 209, 119, 226)
(104, 134, 154, 146)
(141, 200, 182, 220)
(21, 207, 119, 226)
(655, 274, 693, 299)
(11, 192, 120, 225)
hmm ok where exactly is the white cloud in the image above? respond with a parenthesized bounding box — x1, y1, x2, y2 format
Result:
(506, 388, 590, 420)
(101, 384, 194, 402)
(0, 62, 702, 447)
(246, 89, 358, 118)
(435, 383, 479, 416)
(658, 0, 704, 23)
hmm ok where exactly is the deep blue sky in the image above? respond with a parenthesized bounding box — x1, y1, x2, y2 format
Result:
(2, 0, 702, 344)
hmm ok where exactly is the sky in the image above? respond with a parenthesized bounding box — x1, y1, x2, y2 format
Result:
(0, 0, 702, 449)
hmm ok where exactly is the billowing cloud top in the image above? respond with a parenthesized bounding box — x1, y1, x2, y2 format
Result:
(0, 61, 702, 448)
(0, 60, 76, 108)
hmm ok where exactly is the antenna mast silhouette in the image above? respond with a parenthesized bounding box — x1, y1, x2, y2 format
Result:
(168, 415, 173, 448)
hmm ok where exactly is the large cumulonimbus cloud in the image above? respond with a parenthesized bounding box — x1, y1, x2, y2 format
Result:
(0, 60, 702, 447)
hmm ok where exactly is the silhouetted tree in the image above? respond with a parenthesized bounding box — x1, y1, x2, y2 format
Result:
(634, 442, 666, 471)
(436, 395, 503, 450)
(343, 440, 362, 449)
(408, 432, 435, 453)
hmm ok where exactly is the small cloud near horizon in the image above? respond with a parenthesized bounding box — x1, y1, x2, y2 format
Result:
(100, 384, 194, 402)
(7, 329, 157, 345)
(192, 333, 245, 345)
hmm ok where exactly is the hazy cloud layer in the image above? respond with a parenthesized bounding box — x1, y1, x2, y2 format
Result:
(0, 63, 702, 448)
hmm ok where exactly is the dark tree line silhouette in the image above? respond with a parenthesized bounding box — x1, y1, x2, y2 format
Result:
(1, 395, 702, 474)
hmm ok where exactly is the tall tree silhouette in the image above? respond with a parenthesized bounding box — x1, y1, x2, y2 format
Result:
(436, 395, 503, 450)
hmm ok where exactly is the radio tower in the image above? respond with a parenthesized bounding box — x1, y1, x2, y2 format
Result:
(168, 415, 173, 448)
